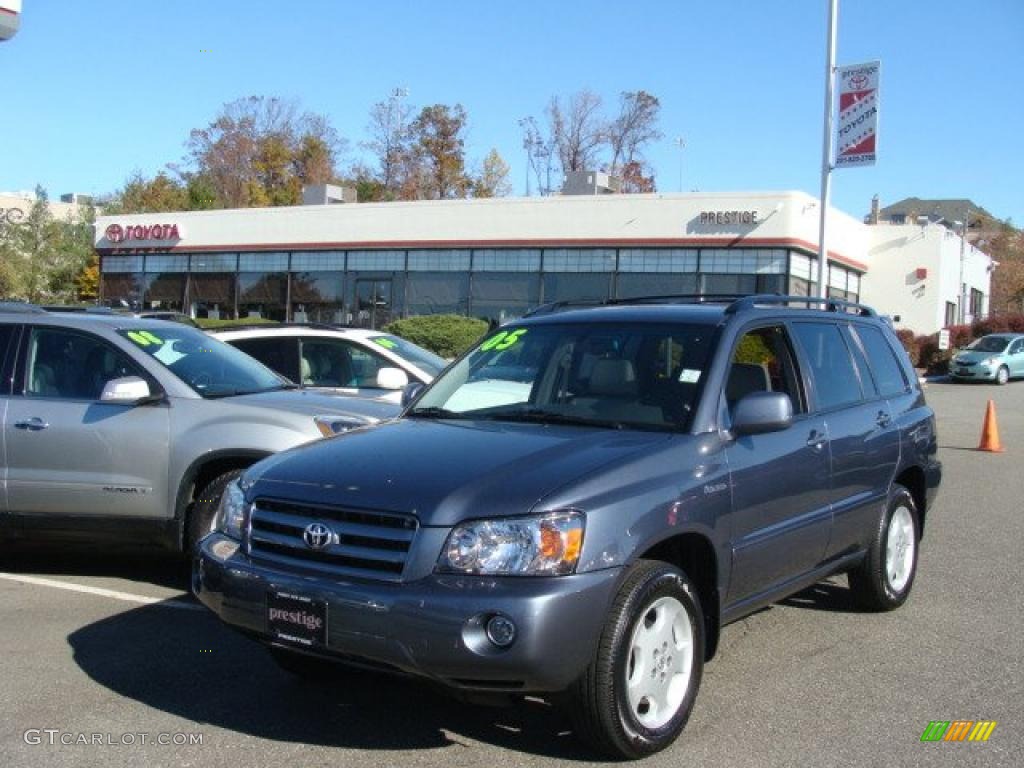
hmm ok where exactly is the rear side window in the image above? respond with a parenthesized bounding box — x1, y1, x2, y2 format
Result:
(231, 337, 301, 383)
(852, 325, 908, 396)
(791, 322, 863, 411)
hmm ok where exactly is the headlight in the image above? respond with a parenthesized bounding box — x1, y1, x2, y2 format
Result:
(438, 511, 584, 576)
(215, 479, 250, 540)
(980, 357, 998, 367)
(314, 415, 366, 437)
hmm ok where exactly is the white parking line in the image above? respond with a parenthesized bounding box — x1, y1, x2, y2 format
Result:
(0, 572, 205, 611)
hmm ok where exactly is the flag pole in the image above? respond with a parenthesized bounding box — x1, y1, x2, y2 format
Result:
(815, 0, 838, 299)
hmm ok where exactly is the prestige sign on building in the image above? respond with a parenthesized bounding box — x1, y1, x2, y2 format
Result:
(835, 60, 880, 168)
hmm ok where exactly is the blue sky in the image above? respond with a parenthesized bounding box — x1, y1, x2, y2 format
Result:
(2, 0, 1022, 223)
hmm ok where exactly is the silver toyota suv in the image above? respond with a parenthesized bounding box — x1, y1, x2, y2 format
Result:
(0, 306, 400, 552)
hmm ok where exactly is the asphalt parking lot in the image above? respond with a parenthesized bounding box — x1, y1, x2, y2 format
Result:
(0, 379, 1020, 768)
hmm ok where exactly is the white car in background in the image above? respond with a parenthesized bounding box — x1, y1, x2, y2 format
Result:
(210, 325, 447, 403)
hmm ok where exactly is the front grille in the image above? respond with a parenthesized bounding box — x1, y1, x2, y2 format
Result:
(247, 498, 417, 582)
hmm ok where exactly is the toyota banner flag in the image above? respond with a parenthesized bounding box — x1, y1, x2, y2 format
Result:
(835, 61, 880, 168)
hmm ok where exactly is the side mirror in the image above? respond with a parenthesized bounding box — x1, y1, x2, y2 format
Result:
(376, 366, 410, 390)
(100, 376, 154, 405)
(401, 381, 425, 408)
(731, 391, 793, 436)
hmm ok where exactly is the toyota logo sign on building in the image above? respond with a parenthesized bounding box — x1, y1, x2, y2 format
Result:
(105, 222, 183, 244)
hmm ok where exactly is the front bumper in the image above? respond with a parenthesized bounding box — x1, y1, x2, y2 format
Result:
(950, 363, 997, 380)
(193, 534, 622, 693)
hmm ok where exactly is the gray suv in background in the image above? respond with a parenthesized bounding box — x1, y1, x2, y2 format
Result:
(194, 295, 940, 758)
(0, 307, 399, 553)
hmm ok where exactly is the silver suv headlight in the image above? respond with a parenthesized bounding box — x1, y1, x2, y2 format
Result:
(314, 415, 367, 437)
(215, 479, 250, 540)
(437, 510, 584, 576)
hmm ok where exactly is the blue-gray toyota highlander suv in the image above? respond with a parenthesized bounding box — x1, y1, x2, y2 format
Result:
(194, 295, 941, 758)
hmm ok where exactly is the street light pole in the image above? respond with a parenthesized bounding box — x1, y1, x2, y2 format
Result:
(957, 207, 970, 324)
(674, 136, 686, 193)
(815, 0, 839, 299)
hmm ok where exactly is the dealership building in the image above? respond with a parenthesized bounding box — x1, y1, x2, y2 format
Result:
(93, 189, 993, 334)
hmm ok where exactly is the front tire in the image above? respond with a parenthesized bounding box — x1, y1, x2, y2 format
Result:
(567, 560, 704, 759)
(848, 485, 920, 611)
(996, 366, 1010, 385)
(187, 469, 245, 551)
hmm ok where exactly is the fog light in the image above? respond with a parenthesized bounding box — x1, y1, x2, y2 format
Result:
(485, 615, 517, 647)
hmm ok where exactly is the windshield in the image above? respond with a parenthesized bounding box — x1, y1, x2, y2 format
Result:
(966, 336, 1009, 353)
(368, 334, 447, 377)
(119, 327, 289, 398)
(409, 322, 714, 431)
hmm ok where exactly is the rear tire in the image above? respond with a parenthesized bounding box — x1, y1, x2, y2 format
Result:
(848, 485, 920, 611)
(566, 560, 704, 759)
(187, 469, 245, 551)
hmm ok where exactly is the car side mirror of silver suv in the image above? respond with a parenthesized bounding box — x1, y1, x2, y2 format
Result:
(376, 367, 410, 390)
(100, 376, 155, 405)
(731, 391, 793, 436)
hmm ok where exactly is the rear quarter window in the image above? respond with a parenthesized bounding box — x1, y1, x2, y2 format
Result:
(852, 325, 909, 397)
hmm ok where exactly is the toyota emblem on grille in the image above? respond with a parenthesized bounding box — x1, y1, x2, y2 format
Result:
(303, 522, 333, 550)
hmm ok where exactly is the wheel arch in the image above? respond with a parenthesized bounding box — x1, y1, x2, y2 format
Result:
(638, 532, 721, 661)
(893, 465, 927, 537)
(173, 450, 271, 551)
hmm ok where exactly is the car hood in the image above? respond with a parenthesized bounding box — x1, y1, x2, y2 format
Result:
(244, 418, 673, 527)
(953, 349, 1006, 363)
(228, 389, 400, 422)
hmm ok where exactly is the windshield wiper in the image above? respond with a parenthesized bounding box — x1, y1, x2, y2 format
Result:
(407, 406, 467, 419)
(481, 408, 625, 429)
(203, 383, 296, 399)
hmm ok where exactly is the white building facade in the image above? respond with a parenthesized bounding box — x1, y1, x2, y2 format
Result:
(93, 190, 991, 334)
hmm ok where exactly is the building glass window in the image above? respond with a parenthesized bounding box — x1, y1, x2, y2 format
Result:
(239, 252, 289, 271)
(616, 273, 698, 298)
(238, 272, 288, 321)
(542, 248, 615, 272)
(542, 273, 612, 303)
(407, 272, 470, 315)
(291, 271, 345, 324)
(143, 254, 188, 273)
(970, 288, 984, 318)
(348, 250, 405, 271)
(188, 273, 236, 319)
(348, 273, 405, 329)
(470, 273, 540, 323)
(101, 273, 143, 307)
(291, 251, 345, 271)
(700, 248, 785, 274)
(945, 302, 957, 327)
(142, 273, 186, 311)
(102, 255, 143, 273)
(472, 249, 541, 272)
(701, 273, 757, 294)
(189, 253, 237, 272)
(618, 249, 697, 273)
(407, 250, 470, 272)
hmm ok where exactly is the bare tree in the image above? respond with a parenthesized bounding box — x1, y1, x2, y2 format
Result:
(363, 88, 413, 198)
(606, 90, 662, 177)
(547, 90, 605, 175)
(518, 116, 556, 196)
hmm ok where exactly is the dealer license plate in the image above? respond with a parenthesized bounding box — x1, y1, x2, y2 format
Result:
(266, 590, 327, 647)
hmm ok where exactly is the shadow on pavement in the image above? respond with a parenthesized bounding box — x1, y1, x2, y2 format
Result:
(779, 579, 865, 614)
(67, 600, 597, 760)
(0, 550, 190, 591)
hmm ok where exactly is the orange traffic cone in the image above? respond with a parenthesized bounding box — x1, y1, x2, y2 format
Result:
(978, 399, 1004, 453)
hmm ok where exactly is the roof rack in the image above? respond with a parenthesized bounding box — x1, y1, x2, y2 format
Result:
(0, 301, 47, 314)
(724, 294, 876, 317)
(206, 321, 351, 333)
(523, 294, 748, 318)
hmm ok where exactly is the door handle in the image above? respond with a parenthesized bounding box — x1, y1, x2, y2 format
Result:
(876, 411, 892, 428)
(806, 430, 827, 450)
(14, 417, 49, 431)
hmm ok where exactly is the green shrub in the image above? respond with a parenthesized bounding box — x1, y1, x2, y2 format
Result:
(196, 317, 279, 329)
(385, 314, 489, 358)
